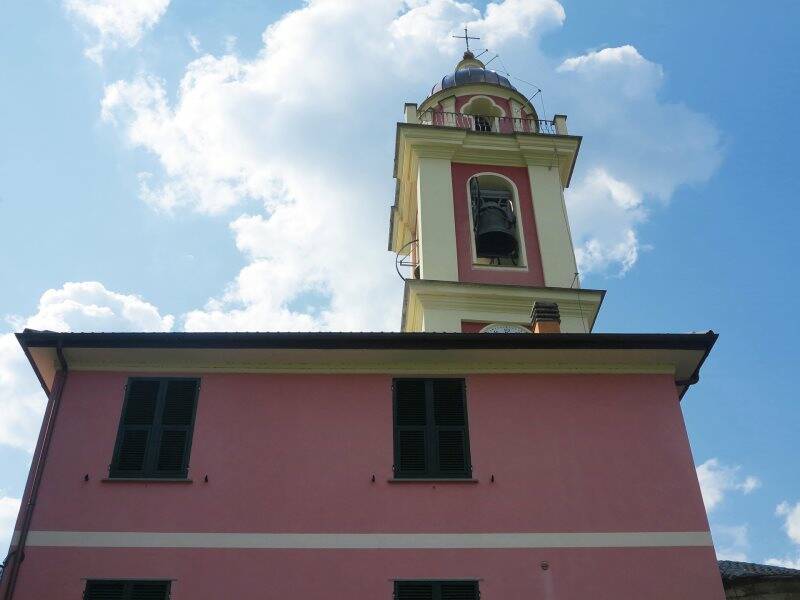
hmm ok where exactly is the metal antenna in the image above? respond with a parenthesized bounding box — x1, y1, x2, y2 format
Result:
(452, 27, 480, 53)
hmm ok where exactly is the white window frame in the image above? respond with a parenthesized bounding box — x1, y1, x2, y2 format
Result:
(465, 172, 529, 271)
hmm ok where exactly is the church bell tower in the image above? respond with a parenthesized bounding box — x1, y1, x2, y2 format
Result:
(389, 49, 604, 333)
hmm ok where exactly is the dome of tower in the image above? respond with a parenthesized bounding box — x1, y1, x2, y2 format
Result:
(430, 51, 518, 96)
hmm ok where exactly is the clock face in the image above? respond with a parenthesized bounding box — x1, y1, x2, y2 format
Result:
(479, 323, 530, 334)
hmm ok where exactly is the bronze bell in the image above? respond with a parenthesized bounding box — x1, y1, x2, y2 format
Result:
(471, 180, 518, 260)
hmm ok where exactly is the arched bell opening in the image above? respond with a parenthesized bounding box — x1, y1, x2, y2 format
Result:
(461, 96, 504, 133)
(468, 174, 524, 267)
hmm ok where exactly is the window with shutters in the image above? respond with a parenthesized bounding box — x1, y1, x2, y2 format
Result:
(395, 580, 479, 600)
(109, 378, 200, 479)
(393, 378, 472, 479)
(83, 579, 170, 600)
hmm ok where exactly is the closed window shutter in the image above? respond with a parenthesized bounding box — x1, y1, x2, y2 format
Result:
(130, 581, 170, 599)
(396, 581, 478, 600)
(432, 379, 470, 477)
(396, 582, 434, 600)
(110, 378, 199, 479)
(154, 379, 199, 476)
(84, 581, 170, 600)
(393, 379, 471, 479)
(440, 582, 479, 600)
(84, 581, 126, 600)
(112, 380, 160, 476)
(394, 379, 428, 476)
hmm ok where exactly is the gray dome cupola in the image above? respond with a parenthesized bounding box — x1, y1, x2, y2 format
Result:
(430, 51, 518, 96)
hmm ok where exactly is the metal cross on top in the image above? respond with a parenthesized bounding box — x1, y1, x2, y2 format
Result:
(452, 27, 480, 53)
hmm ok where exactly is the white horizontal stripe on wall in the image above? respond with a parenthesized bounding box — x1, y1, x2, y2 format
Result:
(19, 530, 713, 549)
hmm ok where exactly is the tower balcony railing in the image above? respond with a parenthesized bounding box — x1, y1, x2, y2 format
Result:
(418, 109, 558, 135)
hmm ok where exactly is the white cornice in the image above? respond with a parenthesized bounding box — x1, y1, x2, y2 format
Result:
(402, 280, 603, 334)
(395, 124, 580, 184)
(61, 358, 674, 376)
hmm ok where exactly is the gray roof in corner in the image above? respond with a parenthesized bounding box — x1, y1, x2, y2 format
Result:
(719, 560, 800, 581)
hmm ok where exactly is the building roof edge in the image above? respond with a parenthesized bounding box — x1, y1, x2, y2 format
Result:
(17, 328, 717, 352)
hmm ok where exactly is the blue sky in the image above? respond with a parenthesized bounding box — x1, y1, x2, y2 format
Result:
(1, 0, 799, 566)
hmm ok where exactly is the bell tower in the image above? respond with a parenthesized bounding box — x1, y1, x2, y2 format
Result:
(389, 50, 604, 333)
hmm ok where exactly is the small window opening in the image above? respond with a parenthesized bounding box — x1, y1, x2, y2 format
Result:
(462, 96, 502, 133)
(474, 115, 492, 132)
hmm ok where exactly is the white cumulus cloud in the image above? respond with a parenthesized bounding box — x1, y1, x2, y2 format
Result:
(0, 335, 44, 452)
(64, 0, 170, 64)
(557, 44, 722, 275)
(765, 556, 800, 570)
(0, 496, 21, 555)
(187, 33, 201, 54)
(567, 168, 646, 276)
(777, 501, 800, 545)
(15, 282, 174, 333)
(697, 458, 760, 513)
(391, 0, 564, 52)
(713, 524, 750, 562)
(473, 0, 564, 47)
(764, 501, 800, 569)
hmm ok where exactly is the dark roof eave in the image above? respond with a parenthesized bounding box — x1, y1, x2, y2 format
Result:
(17, 329, 718, 353)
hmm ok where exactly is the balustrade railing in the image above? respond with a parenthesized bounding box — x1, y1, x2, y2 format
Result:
(418, 110, 556, 135)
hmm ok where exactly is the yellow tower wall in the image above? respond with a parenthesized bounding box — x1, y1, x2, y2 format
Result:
(416, 157, 459, 281)
(528, 165, 579, 288)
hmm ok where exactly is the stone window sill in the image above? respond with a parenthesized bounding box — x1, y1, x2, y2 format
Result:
(387, 478, 478, 484)
(101, 478, 193, 483)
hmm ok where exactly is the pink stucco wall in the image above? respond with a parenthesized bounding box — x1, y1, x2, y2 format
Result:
(451, 162, 546, 286)
(15, 546, 723, 599)
(429, 93, 537, 133)
(6, 370, 722, 598)
(454, 93, 513, 117)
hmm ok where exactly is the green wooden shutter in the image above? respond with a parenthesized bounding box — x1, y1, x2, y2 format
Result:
(393, 378, 471, 479)
(395, 582, 434, 600)
(154, 379, 199, 477)
(130, 581, 170, 599)
(110, 378, 199, 479)
(393, 379, 428, 477)
(84, 580, 169, 600)
(440, 582, 479, 600)
(84, 581, 126, 600)
(395, 581, 478, 600)
(111, 380, 160, 477)
(432, 379, 471, 478)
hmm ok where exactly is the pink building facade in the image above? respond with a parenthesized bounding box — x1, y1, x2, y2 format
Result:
(2, 332, 722, 599)
(2, 50, 725, 599)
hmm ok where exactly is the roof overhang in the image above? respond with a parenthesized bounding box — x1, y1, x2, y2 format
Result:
(17, 329, 716, 400)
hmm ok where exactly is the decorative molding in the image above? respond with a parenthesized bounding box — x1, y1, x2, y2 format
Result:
(419, 83, 537, 116)
(17, 530, 713, 550)
(61, 358, 675, 376)
(402, 280, 603, 333)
